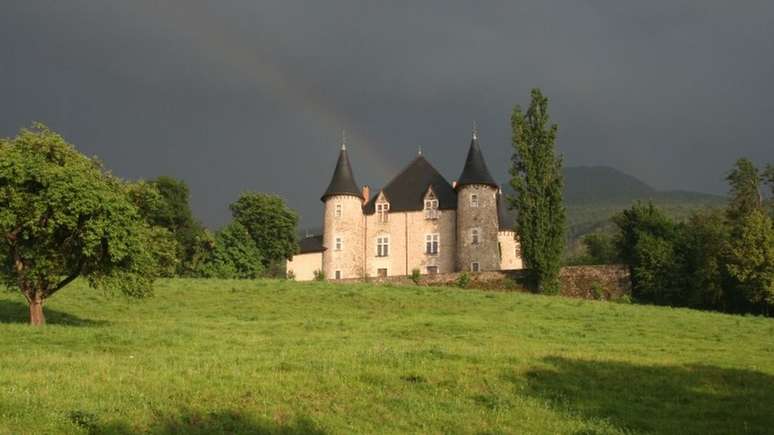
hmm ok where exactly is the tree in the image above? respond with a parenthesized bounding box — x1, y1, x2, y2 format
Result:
(613, 202, 680, 304)
(196, 222, 264, 279)
(582, 233, 618, 264)
(726, 208, 774, 313)
(726, 158, 763, 222)
(129, 176, 207, 276)
(675, 209, 730, 309)
(0, 124, 155, 325)
(508, 88, 566, 293)
(229, 193, 298, 267)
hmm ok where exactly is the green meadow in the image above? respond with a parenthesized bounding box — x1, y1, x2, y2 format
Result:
(1, 279, 773, 434)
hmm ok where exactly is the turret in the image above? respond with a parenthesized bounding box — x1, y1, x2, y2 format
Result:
(321, 138, 365, 280)
(455, 126, 500, 272)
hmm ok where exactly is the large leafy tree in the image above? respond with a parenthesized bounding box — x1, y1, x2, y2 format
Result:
(129, 176, 206, 275)
(508, 88, 566, 293)
(0, 124, 155, 325)
(196, 222, 264, 279)
(230, 193, 298, 267)
(613, 203, 680, 304)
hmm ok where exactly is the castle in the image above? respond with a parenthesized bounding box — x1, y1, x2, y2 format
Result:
(287, 129, 523, 281)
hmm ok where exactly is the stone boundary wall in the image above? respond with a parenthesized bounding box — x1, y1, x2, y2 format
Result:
(337, 265, 631, 300)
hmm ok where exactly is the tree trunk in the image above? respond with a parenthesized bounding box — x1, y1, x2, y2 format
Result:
(29, 297, 45, 326)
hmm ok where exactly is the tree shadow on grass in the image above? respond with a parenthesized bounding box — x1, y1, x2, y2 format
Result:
(520, 356, 774, 435)
(82, 410, 326, 435)
(0, 299, 107, 326)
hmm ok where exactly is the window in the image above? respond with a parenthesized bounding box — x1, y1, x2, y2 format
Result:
(471, 262, 480, 272)
(498, 242, 503, 259)
(335, 237, 343, 251)
(424, 199, 439, 219)
(425, 234, 439, 255)
(376, 236, 389, 257)
(471, 228, 480, 245)
(470, 193, 479, 207)
(377, 268, 388, 278)
(335, 203, 342, 218)
(335, 270, 342, 280)
(376, 202, 389, 223)
(427, 266, 438, 275)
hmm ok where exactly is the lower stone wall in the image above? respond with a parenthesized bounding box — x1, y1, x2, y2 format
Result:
(337, 265, 631, 301)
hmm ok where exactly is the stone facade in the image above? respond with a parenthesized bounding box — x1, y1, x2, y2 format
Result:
(322, 194, 364, 280)
(365, 209, 457, 277)
(498, 230, 523, 270)
(286, 252, 322, 281)
(456, 184, 500, 272)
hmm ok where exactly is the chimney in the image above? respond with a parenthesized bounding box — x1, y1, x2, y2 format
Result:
(452, 180, 457, 189)
(361, 185, 370, 201)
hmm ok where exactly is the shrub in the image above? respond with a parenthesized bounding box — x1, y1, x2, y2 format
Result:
(286, 270, 296, 281)
(410, 269, 421, 285)
(456, 272, 471, 289)
(313, 270, 325, 281)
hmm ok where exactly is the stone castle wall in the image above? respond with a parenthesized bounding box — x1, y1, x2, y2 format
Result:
(335, 265, 631, 300)
(498, 230, 523, 270)
(456, 185, 500, 271)
(322, 195, 364, 279)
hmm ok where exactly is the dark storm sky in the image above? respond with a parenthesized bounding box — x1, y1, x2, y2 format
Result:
(2, 1, 773, 229)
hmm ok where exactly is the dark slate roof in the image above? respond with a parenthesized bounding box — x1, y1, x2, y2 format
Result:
(297, 235, 324, 254)
(364, 155, 457, 214)
(497, 189, 516, 231)
(456, 136, 498, 189)
(321, 148, 362, 201)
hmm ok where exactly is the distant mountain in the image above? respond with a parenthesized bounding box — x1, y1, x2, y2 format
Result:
(563, 166, 655, 203)
(502, 166, 727, 248)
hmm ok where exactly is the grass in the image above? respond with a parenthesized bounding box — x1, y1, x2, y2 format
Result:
(1, 279, 773, 434)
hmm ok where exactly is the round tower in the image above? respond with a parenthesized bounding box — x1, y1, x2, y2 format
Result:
(455, 127, 500, 272)
(321, 139, 365, 280)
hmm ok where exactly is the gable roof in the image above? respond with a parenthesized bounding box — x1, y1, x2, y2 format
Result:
(456, 136, 498, 189)
(321, 148, 362, 201)
(364, 155, 457, 213)
(297, 235, 324, 254)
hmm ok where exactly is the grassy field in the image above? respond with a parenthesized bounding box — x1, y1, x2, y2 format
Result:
(1, 279, 773, 434)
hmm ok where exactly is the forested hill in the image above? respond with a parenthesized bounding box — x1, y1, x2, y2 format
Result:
(503, 166, 726, 242)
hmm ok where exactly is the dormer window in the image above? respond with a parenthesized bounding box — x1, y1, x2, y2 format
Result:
(424, 188, 439, 219)
(376, 202, 389, 223)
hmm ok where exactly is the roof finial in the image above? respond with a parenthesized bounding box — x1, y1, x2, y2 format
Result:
(340, 129, 347, 151)
(472, 121, 479, 141)
(418, 145, 423, 156)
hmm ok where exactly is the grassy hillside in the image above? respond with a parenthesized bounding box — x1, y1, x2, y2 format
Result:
(1, 280, 772, 434)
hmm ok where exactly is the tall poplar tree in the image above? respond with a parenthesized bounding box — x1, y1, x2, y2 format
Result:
(508, 88, 565, 293)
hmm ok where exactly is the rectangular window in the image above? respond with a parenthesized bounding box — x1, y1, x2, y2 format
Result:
(335, 270, 342, 280)
(498, 242, 502, 259)
(425, 234, 439, 255)
(335, 237, 343, 251)
(470, 193, 479, 207)
(377, 268, 388, 278)
(376, 236, 389, 257)
(471, 262, 480, 272)
(335, 203, 342, 217)
(427, 266, 438, 275)
(471, 228, 480, 245)
(376, 202, 389, 223)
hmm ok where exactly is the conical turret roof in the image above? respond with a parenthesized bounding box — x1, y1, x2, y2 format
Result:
(321, 146, 362, 201)
(456, 131, 498, 189)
